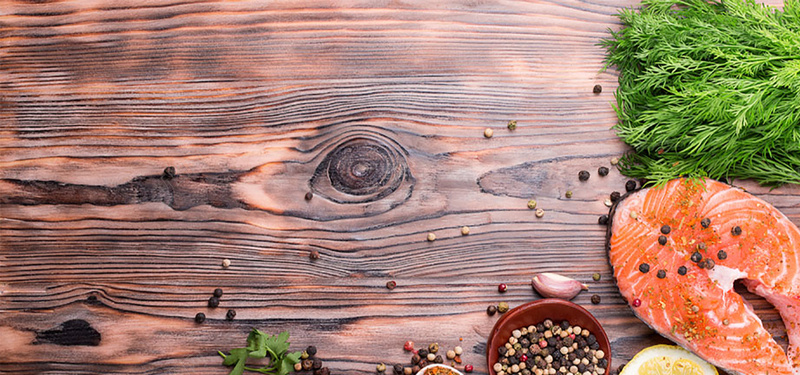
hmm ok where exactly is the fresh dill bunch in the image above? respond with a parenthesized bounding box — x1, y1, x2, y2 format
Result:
(602, 0, 800, 186)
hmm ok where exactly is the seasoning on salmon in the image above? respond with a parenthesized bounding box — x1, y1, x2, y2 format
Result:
(608, 178, 800, 375)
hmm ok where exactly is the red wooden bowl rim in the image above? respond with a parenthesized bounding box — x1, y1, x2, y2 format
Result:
(485, 299, 611, 375)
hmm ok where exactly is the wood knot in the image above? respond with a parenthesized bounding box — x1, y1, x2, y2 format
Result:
(310, 136, 412, 204)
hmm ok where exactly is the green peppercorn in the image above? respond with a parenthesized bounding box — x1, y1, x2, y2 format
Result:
(377, 363, 386, 373)
(428, 343, 439, 354)
(592, 272, 601, 281)
(565, 190, 573, 199)
(527, 199, 537, 210)
(301, 351, 310, 359)
(507, 120, 517, 130)
(498, 302, 510, 313)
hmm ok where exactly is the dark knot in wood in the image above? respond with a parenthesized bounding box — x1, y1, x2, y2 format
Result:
(311, 137, 412, 204)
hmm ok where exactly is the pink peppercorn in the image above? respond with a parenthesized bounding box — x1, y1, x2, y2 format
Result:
(569, 333, 575, 339)
(498, 283, 507, 293)
(632, 298, 642, 307)
(404, 341, 415, 351)
(464, 365, 473, 373)
(520, 355, 528, 362)
(539, 339, 547, 348)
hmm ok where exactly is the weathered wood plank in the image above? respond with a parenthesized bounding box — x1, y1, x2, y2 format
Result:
(0, 0, 793, 374)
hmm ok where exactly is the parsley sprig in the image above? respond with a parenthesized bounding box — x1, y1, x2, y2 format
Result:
(218, 330, 302, 375)
(602, 0, 800, 186)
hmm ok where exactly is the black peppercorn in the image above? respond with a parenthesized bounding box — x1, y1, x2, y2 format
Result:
(393, 364, 403, 374)
(307, 346, 317, 356)
(418, 349, 428, 358)
(697, 259, 707, 269)
(705, 258, 715, 270)
(305, 192, 314, 201)
(411, 354, 421, 365)
(639, 263, 650, 273)
(732, 226, 742, 236)
(610, 191, 621, 202)
(660, 225, 671, 234)
(598, 166, 609, 176)
(225, 309, 236, 321)
(434, 355, 443, 364)
(194, 312, 206, 323)
(598, 214, 609, 225)
(560, 320, 570, 330)
(678, 266, 687, 275)
(625, 180, 637, 192)
(497, 346, 507, 356)
(314, 368, 330, 375)
(312, 358, 322, 370)
(701, 218, 711, 228)
(691, 251, 703, 263)
(162, 166, 176, 180)
(717, 250, 728, 260)
(591, 294, 601, 304)
(208, 296, 220, 308)
(487, 305, 497, 316)
(657, 270, 666, 279)
(658, 235, 667, 245)
(578, 170, 590, 181)
(213, 288, 223, 298)
(593, 84, 602, 94)
(309, 250, 320, 260)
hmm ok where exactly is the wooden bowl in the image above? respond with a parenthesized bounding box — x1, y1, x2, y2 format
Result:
(486, 299, 611, 375)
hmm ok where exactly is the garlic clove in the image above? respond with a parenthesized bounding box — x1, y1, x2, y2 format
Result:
(531, 273, 588, 300)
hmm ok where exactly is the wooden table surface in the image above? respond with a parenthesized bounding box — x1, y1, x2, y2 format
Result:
(1, 0, 796, 374)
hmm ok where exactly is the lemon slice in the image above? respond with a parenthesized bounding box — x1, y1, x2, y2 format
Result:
(620, 345, 718, 375)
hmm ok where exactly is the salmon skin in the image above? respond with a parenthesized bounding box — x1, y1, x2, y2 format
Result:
(608, 178, 800, 375)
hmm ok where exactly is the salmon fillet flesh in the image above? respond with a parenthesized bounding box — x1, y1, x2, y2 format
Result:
(608, 178, 800, 375)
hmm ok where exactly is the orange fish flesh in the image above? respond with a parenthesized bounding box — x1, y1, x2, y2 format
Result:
(608, 178, 800, 375)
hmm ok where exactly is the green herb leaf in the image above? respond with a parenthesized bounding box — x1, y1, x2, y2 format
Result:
(603, 0, 800, 186)
(217, 330, 300, 375)
(265, 331, 292, 358)
(247, 329, 268, 359)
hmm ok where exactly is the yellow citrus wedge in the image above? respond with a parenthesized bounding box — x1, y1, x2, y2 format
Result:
(620, 345, 718, 375)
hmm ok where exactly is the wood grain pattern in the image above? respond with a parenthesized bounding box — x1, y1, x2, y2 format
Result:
(0, 0, 794, 374)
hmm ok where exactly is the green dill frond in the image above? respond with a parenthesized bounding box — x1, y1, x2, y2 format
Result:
(602, 0, 800, 186)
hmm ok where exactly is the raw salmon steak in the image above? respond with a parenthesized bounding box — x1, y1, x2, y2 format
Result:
(608, 178, 800, 375)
